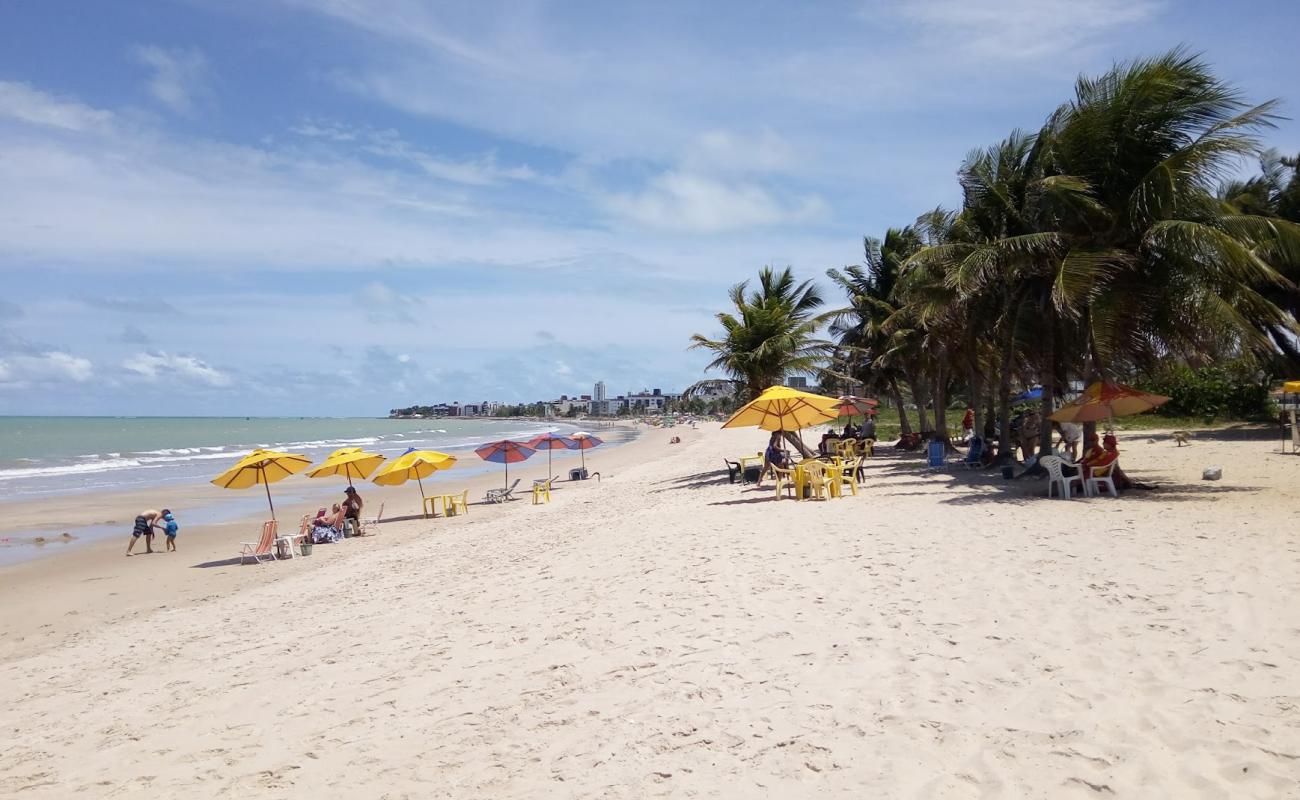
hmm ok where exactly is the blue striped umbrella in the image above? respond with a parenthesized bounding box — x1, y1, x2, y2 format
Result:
(474, 440, 537, 489)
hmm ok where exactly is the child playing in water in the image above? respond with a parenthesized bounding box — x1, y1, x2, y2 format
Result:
(162, 509, 179, 552)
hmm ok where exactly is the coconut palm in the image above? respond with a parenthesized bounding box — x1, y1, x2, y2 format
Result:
(688, 265, 831, 402)
(826, 228, 924, 434)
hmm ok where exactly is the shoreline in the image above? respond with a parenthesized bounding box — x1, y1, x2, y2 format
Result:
(0, 421, 664, 663)
(0, 420, 637, 567)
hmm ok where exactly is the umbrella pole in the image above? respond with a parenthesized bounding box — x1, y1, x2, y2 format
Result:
(505, 460, 509, 490)
(548, 448, 553, 480)
(263, 477, 275, 521)
(417, 474, 426, 501)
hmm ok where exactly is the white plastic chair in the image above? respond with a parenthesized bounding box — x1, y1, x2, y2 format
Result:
(1088, 462, 1119, 497)
(1040, 455, 1084, 499)
(360, 502, 385, 535)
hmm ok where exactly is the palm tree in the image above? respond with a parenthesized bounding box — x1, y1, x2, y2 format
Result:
(826, 228, 924, 435)
(688, 266, 830, 402)
(918, 50, 1300, 454)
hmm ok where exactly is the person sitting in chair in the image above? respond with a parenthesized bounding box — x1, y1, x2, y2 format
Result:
(311, 504, 346, 543)
(759, 432, 790, 485)
(818, 431, 837, 456)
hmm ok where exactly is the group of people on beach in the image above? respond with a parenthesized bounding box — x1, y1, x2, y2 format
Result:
(123, 486, 365, 556)
(125, 509, 179, 555)
(306, 487, 365, 544)
(816, 419, 876, 457)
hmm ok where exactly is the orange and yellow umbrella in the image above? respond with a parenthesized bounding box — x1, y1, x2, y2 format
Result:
(1049, 381, 1170, 424)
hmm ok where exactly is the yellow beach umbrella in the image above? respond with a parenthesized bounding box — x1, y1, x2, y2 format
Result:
(211, 448, 312, 520)
(723, 385, 841, 432)
(306, 447, 387, 486)
(371, 448, 457, 504)
(1283, 380, 1300, 393)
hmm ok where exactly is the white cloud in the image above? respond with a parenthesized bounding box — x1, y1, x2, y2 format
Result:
(0, 351, 93, 387)
(602, 171, 826, 233)
(131, 45, 210, 114)
(683, 129, 798, 175)
(0, 81, 113, 131)
(876, 0, 1163, 59)
(122, 352, 232, 387)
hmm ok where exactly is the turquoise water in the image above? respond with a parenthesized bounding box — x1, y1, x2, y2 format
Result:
(0, 416, 570, 499)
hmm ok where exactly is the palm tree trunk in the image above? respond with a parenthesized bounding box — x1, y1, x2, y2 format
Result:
(910, 374, 932, 435)
(1081, 310, 1103, 442)
(782, 431, 815, 458)
(890, 381, 913, 435)
(931, 361, 950, 445)
(1038, 307, 1057, 456)
(996, 329, 1015, 464)
(967, 327, 983, 439)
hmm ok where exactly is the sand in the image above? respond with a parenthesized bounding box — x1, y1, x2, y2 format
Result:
(1, 423, 1297, 798)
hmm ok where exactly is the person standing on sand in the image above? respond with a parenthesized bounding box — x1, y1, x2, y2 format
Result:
(126, 509, 163, 556)
(161, 510, 179, 552)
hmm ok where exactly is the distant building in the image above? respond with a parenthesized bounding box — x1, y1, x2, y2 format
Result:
(590, 396, 628, 415)
(627, 388, 681, 413)
(785, 376, 808, 389)
(594, 381, 607, 402)
(460, 400, 501, 417)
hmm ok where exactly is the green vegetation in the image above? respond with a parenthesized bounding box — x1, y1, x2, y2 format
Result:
(1137, 360, 1274, 421)
(690, 50, 1300, 454)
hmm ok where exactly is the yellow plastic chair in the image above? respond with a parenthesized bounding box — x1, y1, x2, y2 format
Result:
(772, 466, 799, 500)
(834, 461, 859, 496)
(448, 490, 468, 515)
(862, 438, 875, 458)
(821, 462, 846, 498)
(801, 462, 830, 500)
(532, 478, 553, 504)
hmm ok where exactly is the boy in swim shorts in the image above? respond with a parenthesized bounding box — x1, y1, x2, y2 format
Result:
(126, 509, 162, 556)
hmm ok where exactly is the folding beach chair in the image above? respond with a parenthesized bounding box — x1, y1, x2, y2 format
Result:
(926, 440, 946, 469)
(239, 520, 279, 564)
(485, 478, 521, 503)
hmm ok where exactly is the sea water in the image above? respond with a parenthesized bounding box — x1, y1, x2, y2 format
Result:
(0, 416, 606, 565)
(0, 416, 575, 499)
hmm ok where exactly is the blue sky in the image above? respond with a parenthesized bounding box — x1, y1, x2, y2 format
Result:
(1, 0, 1297, 415)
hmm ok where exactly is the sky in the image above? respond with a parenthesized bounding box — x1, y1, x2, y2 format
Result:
(1, 0, 1298, 416)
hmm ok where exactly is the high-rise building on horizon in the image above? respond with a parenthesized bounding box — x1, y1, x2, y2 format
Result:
(594, 381, 607, 401)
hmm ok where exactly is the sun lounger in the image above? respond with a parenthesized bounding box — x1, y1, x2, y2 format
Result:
(485, 478, 521, 503)
(239, 520, 279, 564)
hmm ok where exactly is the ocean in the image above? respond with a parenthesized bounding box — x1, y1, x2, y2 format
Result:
(0, 416, 613, 565)
(0, 416, 579, 499)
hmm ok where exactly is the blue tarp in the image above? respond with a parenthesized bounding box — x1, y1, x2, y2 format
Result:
(1011, 387, 1043, 403)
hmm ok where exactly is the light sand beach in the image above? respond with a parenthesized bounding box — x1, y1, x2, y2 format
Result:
(1, 423, 1298, 798)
